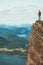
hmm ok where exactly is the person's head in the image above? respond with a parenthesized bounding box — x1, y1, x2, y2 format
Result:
(38, 10, 41, 20)
(38, 10, 41, 13)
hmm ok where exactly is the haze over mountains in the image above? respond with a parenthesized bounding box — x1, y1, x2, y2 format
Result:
(0, 24, 31, 48)
(0, 24, 31, 37)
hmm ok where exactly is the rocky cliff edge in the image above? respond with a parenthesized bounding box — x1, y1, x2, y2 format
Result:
(26, 20, 43, 65)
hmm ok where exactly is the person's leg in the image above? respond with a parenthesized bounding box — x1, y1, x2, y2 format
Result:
(39, 16, 41, 20)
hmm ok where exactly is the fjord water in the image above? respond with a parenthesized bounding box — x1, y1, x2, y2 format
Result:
(0, 54, 26, 65)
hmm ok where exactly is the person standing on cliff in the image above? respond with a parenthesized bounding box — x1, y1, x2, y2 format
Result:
(38, 10, 41, 20)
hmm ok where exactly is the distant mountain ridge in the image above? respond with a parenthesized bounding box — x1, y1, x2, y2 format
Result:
(0, 24, 31, 38)
(0, 24, 31, 48)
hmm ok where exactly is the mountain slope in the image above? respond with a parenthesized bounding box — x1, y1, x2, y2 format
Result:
(0, 36, 7, 47)
(0, 33, 28, 48)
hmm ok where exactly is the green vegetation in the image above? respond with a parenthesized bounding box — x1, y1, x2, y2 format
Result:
(0, 33, 28, 59)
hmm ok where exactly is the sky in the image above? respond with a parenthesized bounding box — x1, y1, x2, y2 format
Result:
(0, 0, 43, 25)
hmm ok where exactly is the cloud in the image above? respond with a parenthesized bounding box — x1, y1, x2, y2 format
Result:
(0, 0, 43, 25)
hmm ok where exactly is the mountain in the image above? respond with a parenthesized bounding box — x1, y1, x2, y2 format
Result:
(0, 36, 7, 47)
(26, 20, 43, 65)
(0, 32, 28, 48)
(0, 24, 31, 38)
(0, 24, 31, 56)
(0, 24, 31, 49)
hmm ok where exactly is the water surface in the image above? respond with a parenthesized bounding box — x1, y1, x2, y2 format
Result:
(0, 54, 26, 65)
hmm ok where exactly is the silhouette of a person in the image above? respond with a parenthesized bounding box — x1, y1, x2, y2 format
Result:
(38, 10, 41, 20)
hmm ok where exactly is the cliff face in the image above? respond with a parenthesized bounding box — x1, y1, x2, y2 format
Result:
(26, 20, 43, 65)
